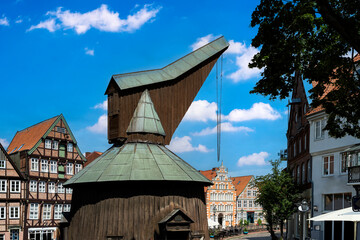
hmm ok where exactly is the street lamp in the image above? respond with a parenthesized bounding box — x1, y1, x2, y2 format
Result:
(298, 199, 309, 240)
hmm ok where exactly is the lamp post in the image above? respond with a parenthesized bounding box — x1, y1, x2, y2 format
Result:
(298, 199, 309, 240)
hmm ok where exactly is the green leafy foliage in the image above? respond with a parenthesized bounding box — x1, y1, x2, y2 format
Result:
(253, 159, 301, 240)
(250, 0, 360, 138)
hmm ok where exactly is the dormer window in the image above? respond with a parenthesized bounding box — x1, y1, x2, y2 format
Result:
(45, 139, 51, 149)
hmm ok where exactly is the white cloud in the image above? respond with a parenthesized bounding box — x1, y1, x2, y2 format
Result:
(87, 114, 107, 134)
(94, 100, 107, 110)
(183, 100, 217, 122)
(227, 44, 261, 82)
(0, 16, 9, 26)
(191, 34, 220, 51)
(237, 152, 269, 167)
(226, 102, 281, 122)
(15, 16, 23, 24)
(192, 122, 254, 136)
(167, 136, 212, 153)
(0, 138, 9, 148)
(225, 40, 246, 55)
(28, 4, 161, 34)
(28, 19, 59, 32)
(85, 47, 94, 56)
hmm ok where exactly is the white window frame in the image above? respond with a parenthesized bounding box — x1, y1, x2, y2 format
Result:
(44, 139, 51, 149)
(0, 160, 5, 169)
(52, 140, 58, 150)
(42, 204, 51, 220)
(0, 180, 6, 193)
(63, 204, 71, 212)
(50, 161, 57, 173)
(38, 181, 46, 193)
(57, 183, 64, 193)
(66, 163, 73, 175)
(66, 188, 73, 194)
(31, 158, 39, 171)
(48, 182, 55, 193)
(315, 119, 326, 140)
(249, 200, 253, 208)
(30, 180, 37, 192)
(9, 206, 19, 219)
(67, 143, 73, 152)
(10, 180, 20, 193)
(323, 155, 334, 176)
(0, 207, 5, 219)
(41, 159, 48, 172)
(244, 200, 247, 208)
(54, 204, 62, 219)
(29, 203, 38, 219)
(75, 164, 82, 174)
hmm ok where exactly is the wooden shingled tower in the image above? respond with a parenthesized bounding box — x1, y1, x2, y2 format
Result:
(63, 36, 229, 240)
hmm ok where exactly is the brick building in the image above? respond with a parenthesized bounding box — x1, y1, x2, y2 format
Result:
(6, 114, 86, 240)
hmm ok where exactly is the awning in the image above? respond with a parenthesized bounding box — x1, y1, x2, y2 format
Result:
(208, 219, 220, 228)
(309, 207, 360, 222)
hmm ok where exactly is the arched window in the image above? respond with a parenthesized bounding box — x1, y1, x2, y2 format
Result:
(302, 163, 305, 184)
(307, 160, 311, 182)
(297, 166, 300, 184)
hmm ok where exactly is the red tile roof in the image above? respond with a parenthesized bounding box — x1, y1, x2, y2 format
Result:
(307, 54, 360, 116)
(85, 151, 103, 167)
(231, 175, 253, 196)
(7, 116, 58, 154)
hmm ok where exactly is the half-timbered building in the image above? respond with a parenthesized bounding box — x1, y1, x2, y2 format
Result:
(63, 36, 229, 240)
(7, 115, 86, 240)
(0, 143, 25, 240)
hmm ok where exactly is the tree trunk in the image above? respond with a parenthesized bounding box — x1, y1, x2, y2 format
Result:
(280, 221, 284, 240)
(267, 223, 278, 240)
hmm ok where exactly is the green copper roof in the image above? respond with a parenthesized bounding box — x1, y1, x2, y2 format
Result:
(64, 143, 212, 186)
(126, 89, 165, 136)
(110, 36, 229, 90)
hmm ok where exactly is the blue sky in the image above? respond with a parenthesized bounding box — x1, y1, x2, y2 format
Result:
(0, 0, 291, 177)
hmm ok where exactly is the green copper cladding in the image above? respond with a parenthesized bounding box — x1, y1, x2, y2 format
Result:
(64, 143, 212, 186)
(111, 36, 229, 90)
(126, 89, 166, 136)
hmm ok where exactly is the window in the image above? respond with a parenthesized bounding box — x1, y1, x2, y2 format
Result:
(41, 159, 48, 172)
(0, 207, 5, 219)
(324, 193, 352, 211)
(31, 158, 39, 171)
(302, 163, 305, 184)
(307, 160, 311, 181)
(315, 119, 326, 139)
(323, 155, 334, 176)
(48, 182, 55, 193)
(43, 204, 51, 220)
(50, 161, 57, 173)
(45, 139, 51, 149)
(39, 182, 45, 192)
(75, 164, 82, 174)
(304, 134, 307, 150)
(67, 143, 73, 152)
(299, 138, 302, 154)
(247, 190, 251, 196)
(29, 203, 38, 219)
(10, 180, 20, 193)
(253, 190, 257, 196)
(0, 235, 3, 240)
(297, 166, 300, 184)
(293, 143, 296, 157)
(244, 200, 247, 208)
(30, 181, 37, 192)
(66, 188, 73, 194)
(52, 140, 58, 150)
(54, 204, 62, 219)
(66, 163, 73, 175)
(63, 204, 71, 212)
(0, 160, 5, 169)
(56, 127, 66, 133)
(57, 183, 64, 193)
(0, 180, 6, 192)
(249, 200, 253, 208)
(238, 200, 241, 208)
(9, 206, 19, 219)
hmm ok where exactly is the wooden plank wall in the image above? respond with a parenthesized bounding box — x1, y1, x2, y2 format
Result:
(108, 53, 222, 145)
(65, 182, 209, 240)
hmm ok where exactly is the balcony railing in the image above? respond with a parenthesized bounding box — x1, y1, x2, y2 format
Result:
(348, 166, 360, 184)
